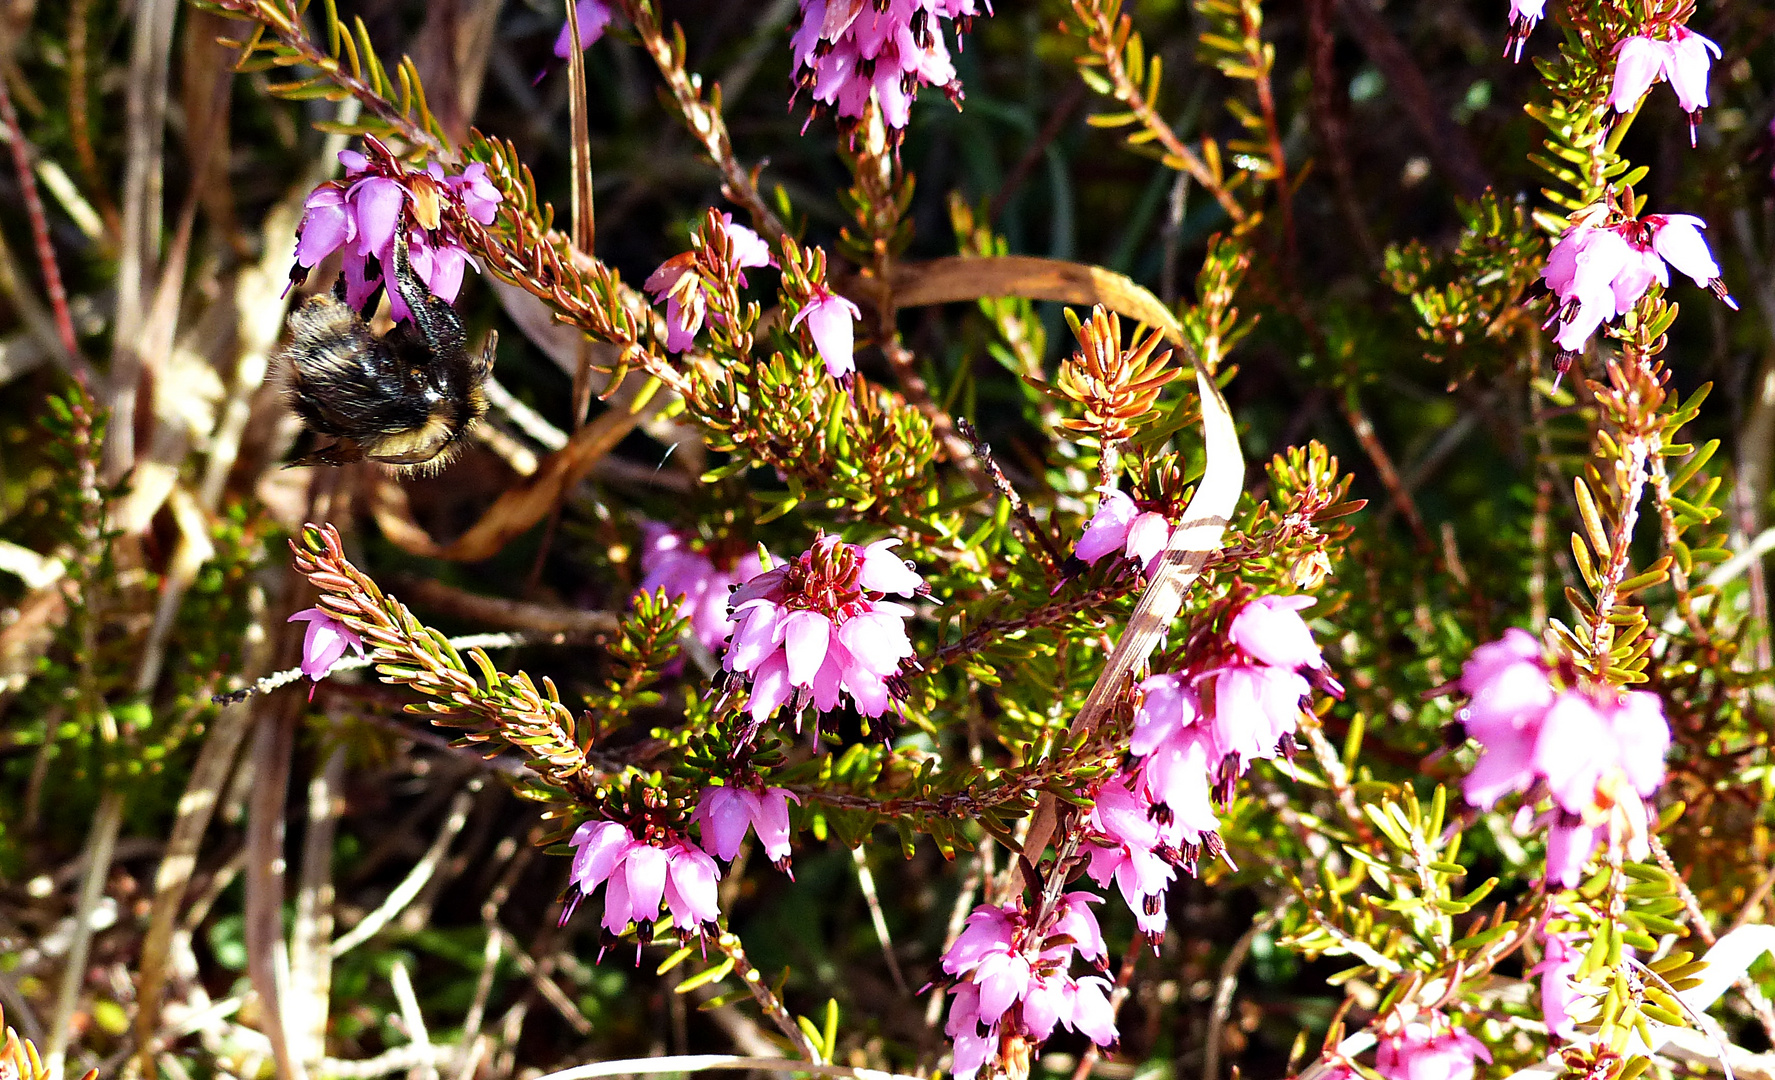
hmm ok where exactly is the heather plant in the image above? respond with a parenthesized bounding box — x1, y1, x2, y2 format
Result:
(2, 4, 1775, 1080)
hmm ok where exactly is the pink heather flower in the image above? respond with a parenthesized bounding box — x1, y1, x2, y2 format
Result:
(644, 215, 773, 354)
(553, 0, 614, 57)
(564, 820, 721, 936)
(636, 523, 768, 655)
(1074, 486, 1173, 570)
(693, 784, 798, 867)
(1609, 36, 1672, 113)
(290, 147, 500, 321)
(722, 535, 924, 728)
(287, 607, 367, 688)
(1454, 635, 1671, 884)
(790, 286, 863, 383)
(1545, 817, 1601, 888)
(1609, 27, 1721, 145)
(939, 893, 1116, 1080)
(1533, 931, 1586, 1040)
(1647, 214, 1736, 308)
(1376, 1021, 1491, 1080)
(1229, 595, 1325, 671)
(1084, 776, 1178, 935)
(791, 0, 989, 133)
(1505, 0, 1545, 62)
(1540, 211, 1734, 362)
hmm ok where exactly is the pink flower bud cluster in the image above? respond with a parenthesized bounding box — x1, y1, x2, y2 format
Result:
(292, 143, 502, 322)
(1090, 595, 1338, 934)
(1541, 211, 1733, 365)
(1375, 1018, 1491, 1080)
(1074, 486, 1175, 572)
(636, 523, 769, 656)
(644, 214, 774, 353)
(694, 784, 798, 872)
(790, 0, 989, 132)
(563, 820, 721, 940)
(939, 894, 1117, 1080)
(1458, 629, 1671, 886)
(1609, 27, 1720, 145)
(721, 535, 926, 730)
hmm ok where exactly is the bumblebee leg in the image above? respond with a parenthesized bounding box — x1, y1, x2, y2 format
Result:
(389, 224, 468, 362)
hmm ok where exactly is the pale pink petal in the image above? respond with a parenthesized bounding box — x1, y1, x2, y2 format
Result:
(781, 610, 835, 686)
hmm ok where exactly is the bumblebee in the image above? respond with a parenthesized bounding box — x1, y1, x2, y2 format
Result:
(278, 227, 493, 472)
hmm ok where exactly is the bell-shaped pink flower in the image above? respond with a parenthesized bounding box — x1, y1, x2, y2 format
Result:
(1229, 595, 1324, 671)
(1666, 26, 1720, 118)
(636, 523, 768, 656)
(1647, 214, 1735, 307)
(643, 215, 773, 353)
(287, 607, 367, 684)
(1375, 1020, 1491, 1080)
(693, 784, 798, 867)
(1084, 776, 1177, 935)
(1545, 817, 1600, 888)
(564, 819, 723, 936)
(792, 286, 863, 383)
(1609, 36, 1672, 113)
(722, 534, 924, 726)
(1073, 486, 1172, 570)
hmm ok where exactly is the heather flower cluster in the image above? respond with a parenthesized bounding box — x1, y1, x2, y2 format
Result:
(563, 820, 721, 942)
(644, 214, 773, 353)
(1540, 207, 1733, 367)
(1457, 629, 1671, 886)
(694, 784, 798, 872)
(720, 534, 926, 731)
(1087, 595, 1339, 934)
(791, 0, 989, 132)
(939, 894, 1117, 1080)
(1073, 486, 1176, 572)
(1609, 26, 1719, 144)
(291, 140, 502, 321)
(1375, 1016, 1491, 1080)
(636, 523, 768, 656)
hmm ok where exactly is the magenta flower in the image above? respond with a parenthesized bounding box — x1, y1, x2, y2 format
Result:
(1541, 211, 1734, 362)
(1608, 27, 1720, 145)
(1454, 634, 1671, 886)
(1083, 775, 1178, 935)
(1505, 0, 1545, 61)
(290, 145, 500, 322)
(287, 607, 367, 686)
(1229, 595, 1326, 672)
(722, 535, 925, 728)
(693, 784, 798, 868)
(939, 893, 1117, 1080)
(636, 523, 768, 656)
(1074, 486, 1173, 570)
(643, 215, 773, 354)
(1532, 931, 1585, 1040)
(791, 0, 988, 133)
(1375, 1020, 1491, 1080)
(553, 0, 614, 57)
(790, 286, 863, 383)
(563, 820, 721, 937)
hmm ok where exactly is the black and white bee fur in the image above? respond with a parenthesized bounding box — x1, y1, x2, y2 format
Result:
(278, 226, 493, 473)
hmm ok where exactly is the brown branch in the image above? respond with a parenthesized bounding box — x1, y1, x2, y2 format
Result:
(620, 0, 788, 245)
(1069, 0, 1246, 224)
(0, 77, 79, 358)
